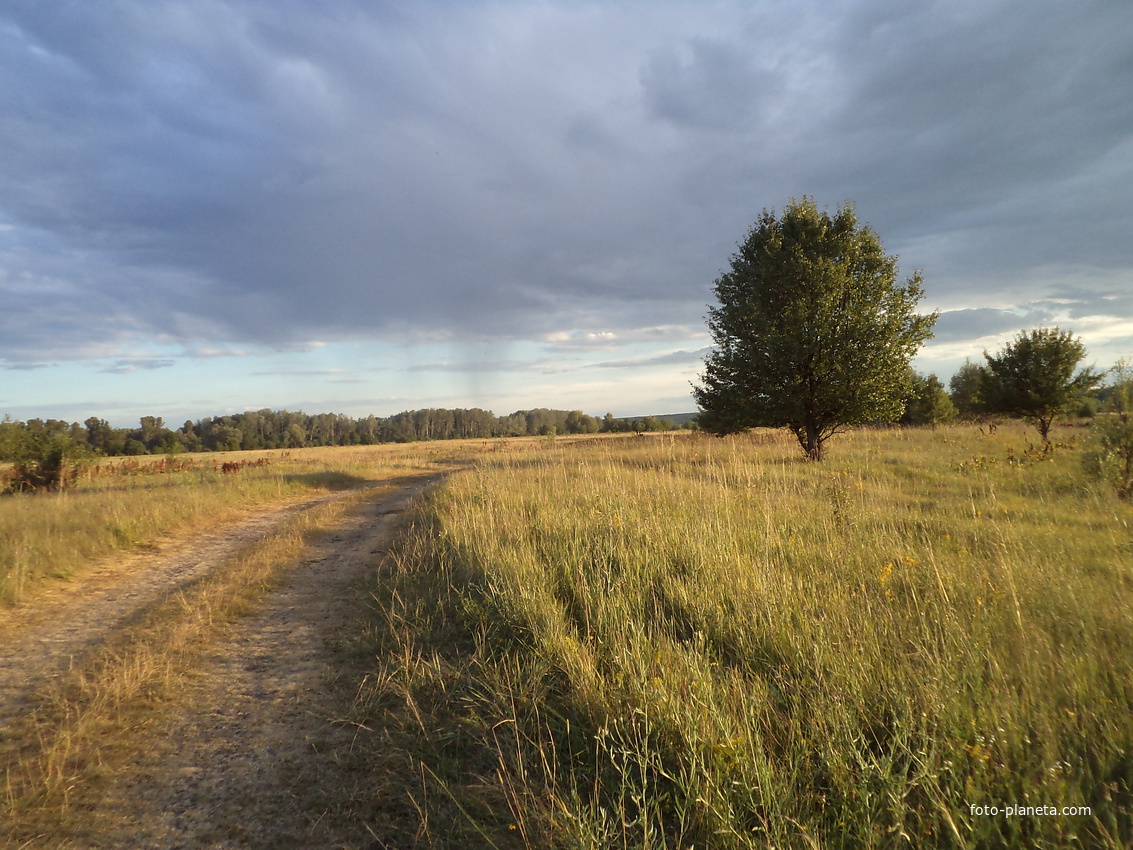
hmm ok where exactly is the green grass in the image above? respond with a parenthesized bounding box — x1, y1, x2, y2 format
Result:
(350, 424, 1133, 848)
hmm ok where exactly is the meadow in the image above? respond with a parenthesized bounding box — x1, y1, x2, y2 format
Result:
(2, 424, 1130, 847)
(351, 424, 1133, 848)
(0, 442, 465, 605)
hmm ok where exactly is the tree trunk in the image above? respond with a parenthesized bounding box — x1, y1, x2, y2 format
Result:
(807, 436, 824, 461)
(795, 422, 825, 461)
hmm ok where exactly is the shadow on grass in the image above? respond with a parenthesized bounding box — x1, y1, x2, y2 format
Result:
(282, 471, 371, 491)
(285, 469, 457, 492)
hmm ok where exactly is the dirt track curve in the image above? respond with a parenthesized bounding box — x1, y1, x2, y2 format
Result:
(0, 476, 440, 849)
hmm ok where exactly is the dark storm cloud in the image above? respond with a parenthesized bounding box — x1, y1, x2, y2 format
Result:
(818, 2, 1133, 281)
(0, 1, 1131, 364)
(641, 37, 781, 133)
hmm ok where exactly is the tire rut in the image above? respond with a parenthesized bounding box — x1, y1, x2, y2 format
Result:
(89, 476, 438, 848)
(0, 484, 384, 729)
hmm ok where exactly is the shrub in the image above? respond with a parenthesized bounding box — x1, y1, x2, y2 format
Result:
(902, 371, 957, 425)
(1076, 397, 1101, 419)
(1083, 362, 1133, 499)
(2, 430, 93, 493)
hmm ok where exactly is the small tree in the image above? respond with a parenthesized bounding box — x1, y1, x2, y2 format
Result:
(694, 198, 937, 460)
(901, 371, 957, 426)
(983, 327, 1105, 441)
(0, 423, 93, 492)
(948, 360, 990, 419)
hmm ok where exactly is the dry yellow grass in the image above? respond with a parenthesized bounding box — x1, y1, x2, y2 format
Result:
(7, 427, 1128, 848)
(0, 441, 489, 605)
(350, 424, 1133, 848)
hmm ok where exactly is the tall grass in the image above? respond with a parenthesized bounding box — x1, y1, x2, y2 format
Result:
(354, 425, 1133, 848)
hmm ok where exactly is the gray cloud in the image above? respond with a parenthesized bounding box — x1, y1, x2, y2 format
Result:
(408, 360, 531, 374)
(542, 326, 705, 353)
(407, 359, 575, 375)
(931, 307, 1057, 344)
(933, 290, 1133, 344)
(0, 0, 1131, 366)
(2, 361, 53, 371)
(100, 358, 176, 374)
(595, 348, 712, 369)
(641, 37, 780, 133)
(250, 369, 348, 377)
(1054, 289, 1133, 322)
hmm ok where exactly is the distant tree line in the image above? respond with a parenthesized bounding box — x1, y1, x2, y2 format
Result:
(0, 407, 694, 462)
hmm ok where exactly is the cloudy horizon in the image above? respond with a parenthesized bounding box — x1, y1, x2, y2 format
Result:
(2, 1, 1131, 427)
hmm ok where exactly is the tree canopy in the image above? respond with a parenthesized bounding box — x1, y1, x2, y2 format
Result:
(948, 360, 990, 419)
(694, 198, 937, 460)
(982, 327, 1105, 441)
(902, 371, 957, 426)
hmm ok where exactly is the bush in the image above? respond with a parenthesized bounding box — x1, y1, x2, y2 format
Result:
(2, 430, 93, 493)
(1083, 363, 1133, 499)
(1076, 397, 1101, 419)
(902, 371, 957, 426)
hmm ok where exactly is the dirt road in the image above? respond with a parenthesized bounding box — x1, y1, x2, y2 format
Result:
(1, 476, 439, 849)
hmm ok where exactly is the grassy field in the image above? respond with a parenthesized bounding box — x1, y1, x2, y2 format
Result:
(0, 441, 471, 605)
(350, 424, 1133, 848)
(3, 427, 1129, 846)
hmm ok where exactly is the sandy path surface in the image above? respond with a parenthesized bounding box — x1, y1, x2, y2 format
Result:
(2, 477, 439, 849)
(0, 486, 375, 729)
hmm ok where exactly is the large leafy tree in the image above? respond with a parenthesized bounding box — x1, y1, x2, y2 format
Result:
(983, 327, 1104, 441)
(694, 198, 937, 460)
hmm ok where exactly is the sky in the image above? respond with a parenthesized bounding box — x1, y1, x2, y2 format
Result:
(2, 0, 1131, 427)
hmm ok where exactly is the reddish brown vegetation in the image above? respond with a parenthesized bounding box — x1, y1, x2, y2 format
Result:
(216, 457, 273, 474)
(3, 455, 282, 494)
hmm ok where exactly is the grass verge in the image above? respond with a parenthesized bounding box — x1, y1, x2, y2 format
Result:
(346, 425, 1133, 848)
(0, 442, 470, 605)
